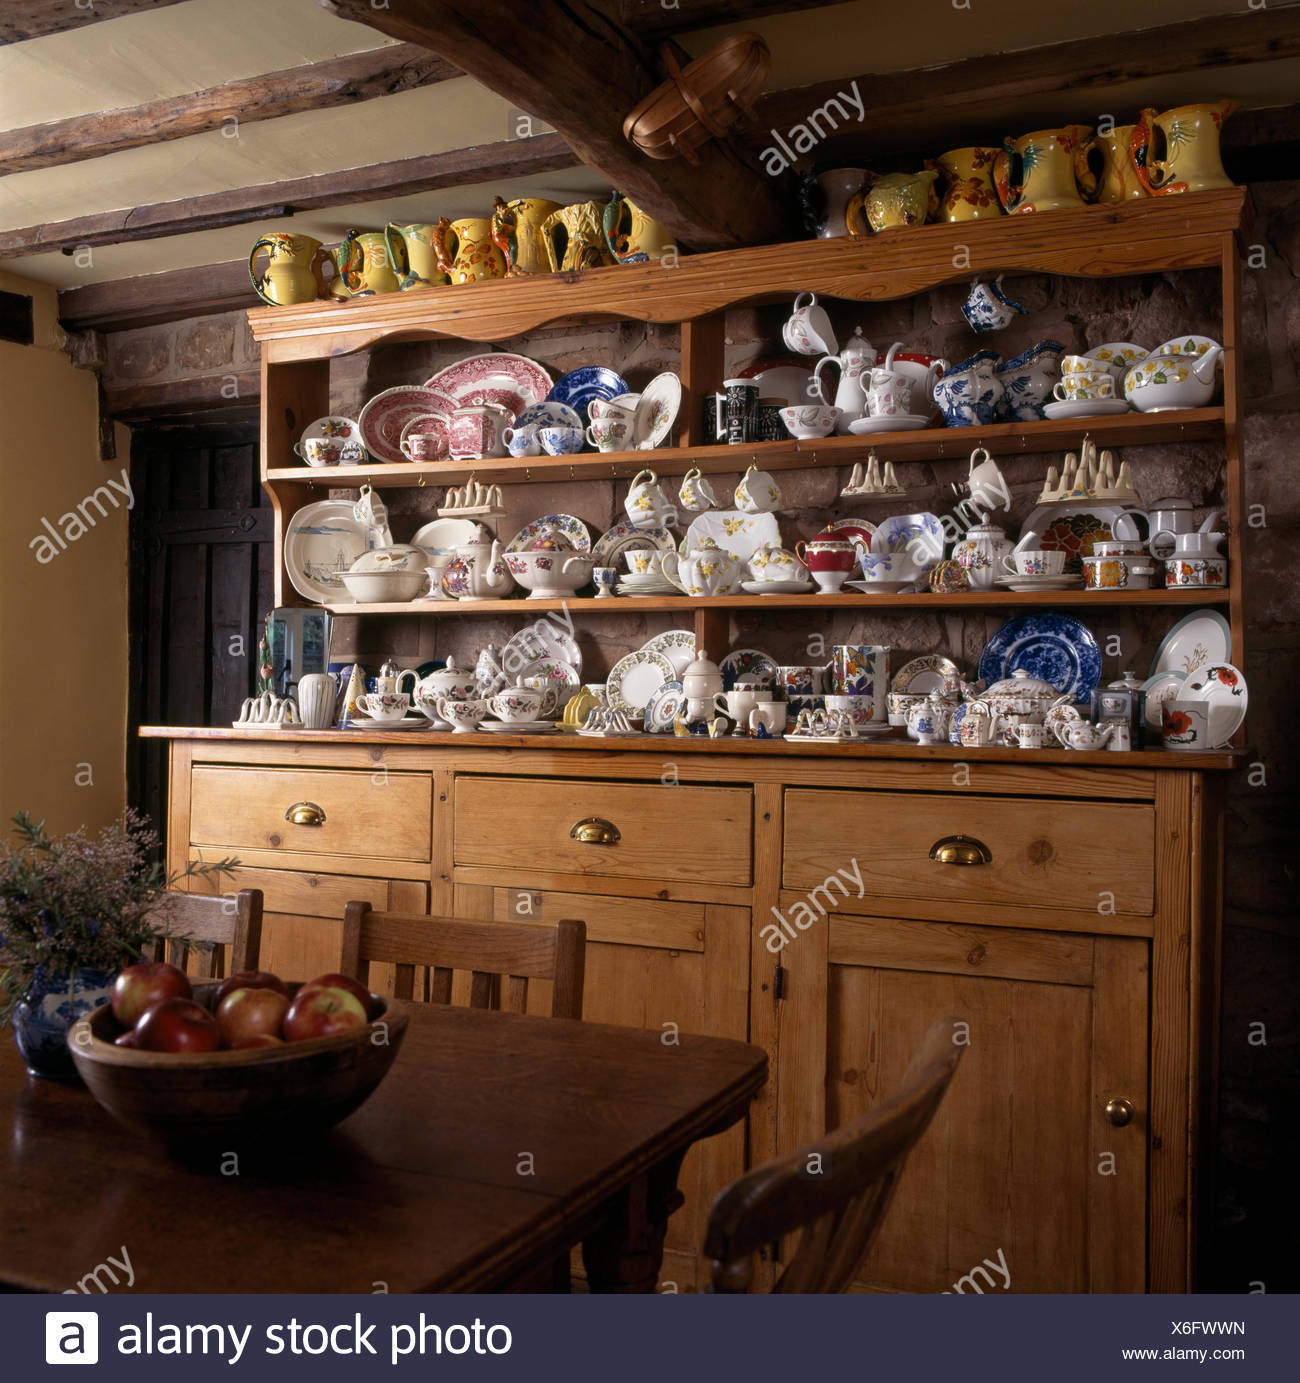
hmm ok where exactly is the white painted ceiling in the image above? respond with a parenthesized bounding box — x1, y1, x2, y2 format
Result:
(2, 0, 1295, 289)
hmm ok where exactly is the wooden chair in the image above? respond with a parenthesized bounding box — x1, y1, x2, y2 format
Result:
(151, 888, 264, 978)
(339, 904, 586, 1020)
(704, 1016, 965, 1293)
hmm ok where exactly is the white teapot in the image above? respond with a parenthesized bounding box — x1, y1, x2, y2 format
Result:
(1053, 718, 1116, 751)
(662, 547, 744, 597)
(439, 523, 512, 599)
(812, 326, 875, 434)
(951, 521, 1013, 590)
(399, 656, 478, 717)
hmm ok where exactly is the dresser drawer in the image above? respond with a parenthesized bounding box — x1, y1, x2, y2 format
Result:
(190, 767, 433, 863)
(455, 776, 752, 885)
(783, 790, 1155, 915)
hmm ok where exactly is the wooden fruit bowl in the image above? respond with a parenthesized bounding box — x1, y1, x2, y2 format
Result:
(68, 981, 408, 1149)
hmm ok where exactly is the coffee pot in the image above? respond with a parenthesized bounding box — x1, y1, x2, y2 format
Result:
(682, 649, 725, 723)
(439, 524, 512, 599)
(812, 327, 875, 434)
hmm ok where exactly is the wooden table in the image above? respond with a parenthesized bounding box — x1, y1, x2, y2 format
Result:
(0, 1005, 765, 1293)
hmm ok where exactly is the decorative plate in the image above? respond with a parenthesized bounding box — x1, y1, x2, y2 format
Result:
(410, 517, 481, 559)
(423, 353, 553, 419)
(513, 400, 583, 433)
(643, 680, 686, 733)
(1183, 662, 1247, 747)
(1018, 504, 1133, 574)
(741, 579, 815, 594)
(1042, 399, 1132, 420)
(683, 510, 781, 563)
(545, 367, 630, 424)
(641, 630, 696, 678)
(891, 655, 960, 694)
(399, 413, 450, 459)
(1140, 670, 1188, 733)
(302, 415, 362, 445)
(978, 613, 1103, 705)
(847, 414, 931, 434)
(591, 521, 676, 567)
(607, 648, 675, 715)
(516, 656, 581, 705)
(720, 648, 779, 691)
(479, 720, 560, 733)
(1150, 609, 1231, 678)
(506, 513, 592, 554)
(284, 501, 372, 604)
(633, 372, 682, 448)
(502, 625, 582, 681)
(821, 518, 876, 552)
(358, 386, 455, 463)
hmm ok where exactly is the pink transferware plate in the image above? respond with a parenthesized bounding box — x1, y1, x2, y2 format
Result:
(423, 353, 553, 422)
(359, 386, 454, 463)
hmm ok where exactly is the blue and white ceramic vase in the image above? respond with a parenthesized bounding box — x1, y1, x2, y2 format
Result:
(12, 967, 115, 1079)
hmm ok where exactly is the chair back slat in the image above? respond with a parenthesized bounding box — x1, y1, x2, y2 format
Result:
(339, 905, 585, 1020)
(151, 890, 263, 978)
(392, 963, 417, 1002)
(704, 1017, 964, 1294)
(503, 974, 529, 1014)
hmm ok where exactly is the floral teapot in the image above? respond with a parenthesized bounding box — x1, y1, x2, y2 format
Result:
(812, 327, 875, 434)
(398, 657, 479, 717)
(951, 521, 1013, 590)
(439, 524, 512, 600)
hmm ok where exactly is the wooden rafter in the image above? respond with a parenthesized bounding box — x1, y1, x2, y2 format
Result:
(0, 0, 184, 44)
(318, 0, 792, 250)
(624, 0, 841, 39)
(58, 261, 257, 333)
(0, 133, 575, 258)
(753, 5, 1300, 164)
(0, 44, 456, 176)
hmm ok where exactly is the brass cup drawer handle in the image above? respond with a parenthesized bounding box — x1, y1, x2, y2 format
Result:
(570, 817, 621, 846)
(1105, 1097, 1136, 1127)
(929, 834, 992, 866)
(285, 801, 327, 827)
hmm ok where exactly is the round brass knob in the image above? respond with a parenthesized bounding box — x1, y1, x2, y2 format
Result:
(1105, 1097, 1135, 1127)
(928, 834, 992, 866)
(570, 817, 620, 846)
(285, 801, 326, 827)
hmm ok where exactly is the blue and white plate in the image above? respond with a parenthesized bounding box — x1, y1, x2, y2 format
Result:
(720, 648, 779, 691)
(643, 680, 685, 733)
(546, 367, 631, 423)
(513, 400, 583, 432)
(978, 613, 1102, 705)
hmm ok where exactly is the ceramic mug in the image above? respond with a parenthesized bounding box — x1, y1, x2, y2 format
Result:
(399, 432, 445, 462)
(866, 369, 913, 418)
(777, 665, 825, 696)
(624, 469, 676, 529)
(734, 465, 781, 514)
(748, 702, 788, 735)
(714, 687, 761, 723)
(1165, 557, 1227, 588)
(356, 691, 409, 722)
(585, 417, 632, 452)
(1082, 555, 1131, 589)
(678, 467, 718, 513)
(1053, 371, 1115, 401)
(828, 644, 888, 699)
(1017, 723, 1049, 749)
(715, 378, 759, 445)
(1002, 549, 1066, 576)
(1161, 698, 1209, 750)
(297, 672, 339, 729)
(755, 402, 789, 442)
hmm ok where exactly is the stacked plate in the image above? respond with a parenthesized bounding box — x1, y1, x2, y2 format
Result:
(606, 631, 696, 721)
(618, 572, 678, 597)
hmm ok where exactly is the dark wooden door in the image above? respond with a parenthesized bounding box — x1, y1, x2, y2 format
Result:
(127, 425, 272, 834)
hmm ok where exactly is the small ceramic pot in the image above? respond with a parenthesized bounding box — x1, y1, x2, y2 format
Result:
(906, 699, 953, 744)
(1082, 555, 1132, 590)
(1165, 557, 1227, 588)
(593, 566, 619, 598)
(1016, 723, 1050, 749)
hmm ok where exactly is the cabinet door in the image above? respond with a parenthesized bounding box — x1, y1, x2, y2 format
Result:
(457, 883, 750, 1292)
(774, 911, 1148, 1293)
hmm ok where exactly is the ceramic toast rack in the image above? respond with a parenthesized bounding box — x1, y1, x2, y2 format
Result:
(841, 451, 906, 498)
(438, 477, 506, 517)
(1038, 435, 1139, 505)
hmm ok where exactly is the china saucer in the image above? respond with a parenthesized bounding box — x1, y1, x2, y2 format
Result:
(843, 579, 913, 594)
(1042, 398, 1132, 420)
(740, 579, 816, 595)
(480, 720, 559, 733)
(993, 574, 1082, 591)
(847, 414, 931, 435)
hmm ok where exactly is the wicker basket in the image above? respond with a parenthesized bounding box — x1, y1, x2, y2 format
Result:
(623, 34, 771, 164)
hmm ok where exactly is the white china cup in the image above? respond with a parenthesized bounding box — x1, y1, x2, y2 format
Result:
(1017, 723, 1049, 749)
(485, 684, 558, 722)
(434, 696, 488, 732)
(624, 468, 676, 529)
(748, 702, 788, 735)
(734, 464, 781, 514)
(503, 424, 543, 457)
(678, 466, 718, 512)
(356, 691, 410, 722)
(586, 417, 632, 452)
(589, 397, 639, 431)
(782, 292, 837, 356)
(1161, 698, 1209, 750)
(1002, 549, 1066, 576)
(624, 549, 665, 577)
(1052, 371, 1115, 402)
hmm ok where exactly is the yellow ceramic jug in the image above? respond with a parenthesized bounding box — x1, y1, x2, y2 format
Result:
(845, 170, 938, 234)
(935, 147, 1001, 222)
(541, 201, 615, 273)
(385, 223, 448, 290)
(489, 197, 562, 276)
(603, 191, 675, 263)
(333, 230, 400, 298)
(1092, 126, 1148, 202)
(433, 217, 507, 284)
(1130, 100, 1238, 196)
(248, 232, 333, 306)
(994, 126, 1098, 214)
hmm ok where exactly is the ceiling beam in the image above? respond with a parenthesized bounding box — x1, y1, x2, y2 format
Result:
(754, 4, 1300, 164)
(59, 261, 257, 333)
(0, 132, 575, 259)
(0, 44, 456, 176)
(0, 0, 184, 44)
(624, 0, 842, 39)
(317, 0, 792, 251)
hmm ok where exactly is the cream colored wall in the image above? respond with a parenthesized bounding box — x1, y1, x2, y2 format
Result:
(0, 270, 128, 835)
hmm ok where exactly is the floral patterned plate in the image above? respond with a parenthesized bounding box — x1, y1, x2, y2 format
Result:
(720, 648, 779, 691)
(502, 624, 582, 680)
(631, 372, 681, 448)
(302, 414, 362, 445)
(607, 648, 675, 715)
(516, 656, 581, 708)
(643, 679, 685, 732)
(891, 655, 960, 695)
(682, 510, 781, 563)
(1183, 662, 1247, 747)
(821, 518, 876, 552)
(1017, 504, 1132, 574)
(591, 520, 676, 567)
(359, 386, 455, 463)
(506, 513, 592, 554)
(641, 630, 696, 678)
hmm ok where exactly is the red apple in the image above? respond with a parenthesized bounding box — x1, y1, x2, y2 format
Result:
(215, 986, 290, 1047)
(113, 1030, 137, 1048)
(112, 961, 191, 1027)
(134, 997, 221, 1054)
(213, 969, 287, 1008)
(230, 1033, 284, 1050)
(283, 986, 368, 1042)
(298, 971, 378, 1017)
